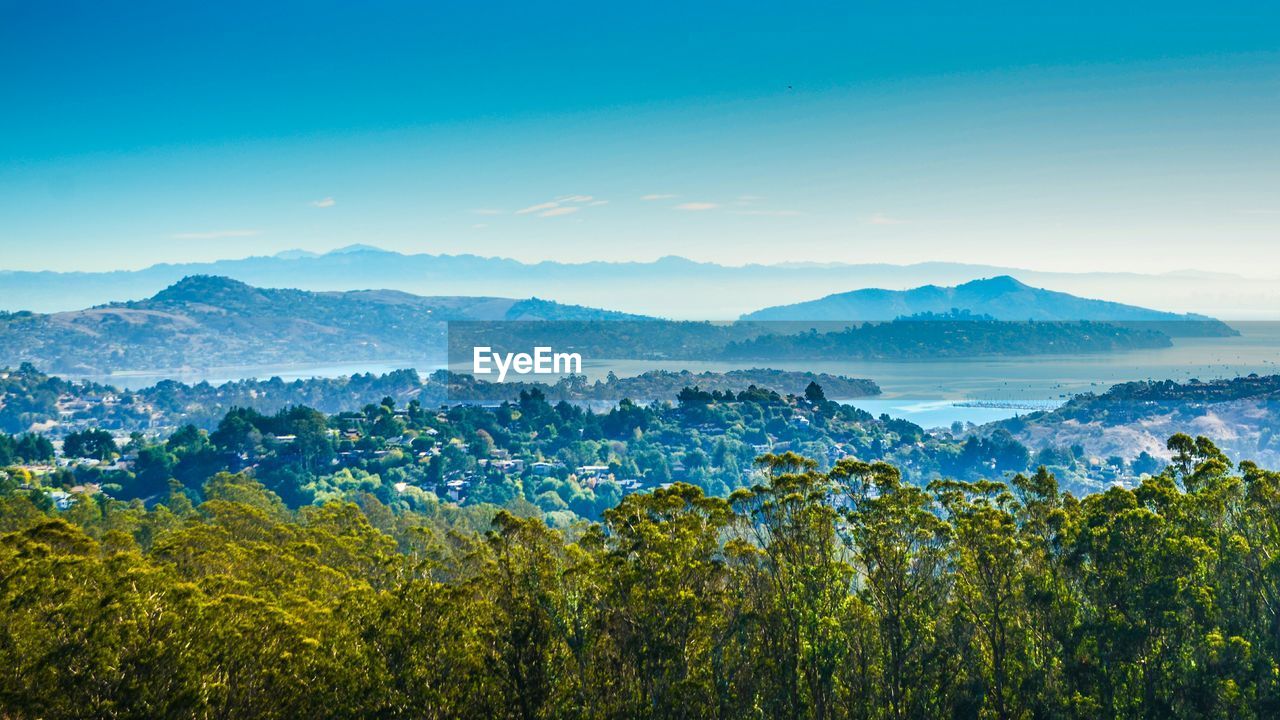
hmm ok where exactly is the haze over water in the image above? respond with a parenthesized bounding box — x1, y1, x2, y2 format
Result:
(67, 323, 1280, 428)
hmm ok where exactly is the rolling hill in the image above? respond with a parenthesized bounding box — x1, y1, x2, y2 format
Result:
(0, 276, 646, 374)
(984, 374, 1280, 469)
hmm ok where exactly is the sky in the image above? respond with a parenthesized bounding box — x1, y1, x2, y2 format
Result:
(1, 1, 1278, 275)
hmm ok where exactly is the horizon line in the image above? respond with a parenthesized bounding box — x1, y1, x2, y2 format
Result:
(1, 244, 1273, 282)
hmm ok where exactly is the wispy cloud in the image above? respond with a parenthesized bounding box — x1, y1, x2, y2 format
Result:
(868, 212, 907, 225)
(641, 193, 677, 201)
(171, 229, 262, 240)
(733, 209, 803, 217)
(733, 194, 765, 206)
(310, 197, 336, 208)
(514, 194, 603, 218)
(515, 201, 560, 215)
(675, 202, 719, 211)
(539, 206, 581, 217)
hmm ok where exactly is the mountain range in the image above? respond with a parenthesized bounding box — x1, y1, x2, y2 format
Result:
(2, 245, 1276, 319)
(0, 274, 1240, 376)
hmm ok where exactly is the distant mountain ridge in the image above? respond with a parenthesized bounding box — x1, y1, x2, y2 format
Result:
(0, 276, 646, 375)
(139, 275, 641, 322)
(742, 276, 1236, 336)
(1, 246, 1275, 319)
(0, 274, 1229, 378)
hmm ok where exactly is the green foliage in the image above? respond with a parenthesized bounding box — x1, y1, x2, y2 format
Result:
(62, 428, 119, 461)
(26, 373, 1044, 526)
(0, 432, 54, 464)
(3, 435, 1279, 718)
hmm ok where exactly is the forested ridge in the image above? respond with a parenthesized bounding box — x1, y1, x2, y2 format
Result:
(1, 275, 1224, 376)
(993, 375, 1280, 472)
(3, 434, 1279, 719)
(0, 362, 878, 435)
(719, 314, 1172, 360)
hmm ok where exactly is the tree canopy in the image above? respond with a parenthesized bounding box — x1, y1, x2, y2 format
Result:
(2, 434, 1278, 718)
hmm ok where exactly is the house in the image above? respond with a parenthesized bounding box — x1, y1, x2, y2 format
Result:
(826, 445, 852, 463)
(17, 463, 56, 474)
(445, 478, 470, 502)
(102, 458, 133, 472)
(492, 458, 524, 473)
(575, 465, 612, 487)
(48, 490, 76, 511)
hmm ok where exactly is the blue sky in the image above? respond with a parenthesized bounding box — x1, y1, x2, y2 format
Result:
(1, 1, 1277, 274)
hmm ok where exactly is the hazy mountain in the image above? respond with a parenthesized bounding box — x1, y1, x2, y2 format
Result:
(0, 275, 645, 375)
(1, 274, 1209, 378)
(741, 276, 1237, 335)
(2, 246, 1276, 319)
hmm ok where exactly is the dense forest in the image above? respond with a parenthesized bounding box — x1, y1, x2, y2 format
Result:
(4, 371, 1111, 519)
(2, 435, 1278, 718)
(12, 363, 1280, 516)
(126, 367, 879, 424)
(0, 364, 877, 435)
(6, 362, 1279, 717)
